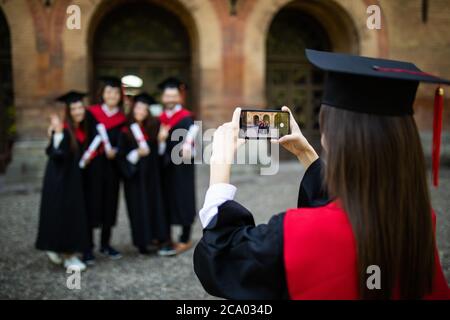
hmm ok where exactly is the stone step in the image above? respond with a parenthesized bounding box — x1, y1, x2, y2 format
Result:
(2, 139, 48, 191)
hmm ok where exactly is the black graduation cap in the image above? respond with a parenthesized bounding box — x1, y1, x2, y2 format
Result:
(134, 92, 156, 105)
(55, 91, 86, 105)
(99, 76, 122, 88)
(306, 49, 450, 116)
(157, 77, 187, 91)
(305, 49, 450, 186)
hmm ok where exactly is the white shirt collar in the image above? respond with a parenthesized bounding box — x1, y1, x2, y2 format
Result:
(164, 104, 182, 118)
(101, 103, 119, 117)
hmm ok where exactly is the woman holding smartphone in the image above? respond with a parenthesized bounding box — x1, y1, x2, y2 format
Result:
(193, 50, 450, 299)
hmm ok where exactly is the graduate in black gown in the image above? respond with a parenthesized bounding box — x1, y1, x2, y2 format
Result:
(193, 50, 450, 300)
(157, 78, 198, 255)
(117, 93, 169, 254)
(82, 77, 127, 263)
(36, 91, 90, 272)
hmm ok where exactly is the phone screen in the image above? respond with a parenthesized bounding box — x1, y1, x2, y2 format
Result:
(239, 109, 290, 139)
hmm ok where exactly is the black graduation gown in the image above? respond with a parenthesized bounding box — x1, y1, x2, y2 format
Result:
(35, 129, 89, 253)
(117, 126, 168, 247)
(160, 116, 196, 226)
(193, 158, 329, 299)
(83, 109, 125, 228)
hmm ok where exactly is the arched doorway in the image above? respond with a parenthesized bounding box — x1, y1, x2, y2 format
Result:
(91, 2, 192, 108)
(266, 7, 331, 146)
(0, 8, 14, 174)
(253, 115, 259, 126)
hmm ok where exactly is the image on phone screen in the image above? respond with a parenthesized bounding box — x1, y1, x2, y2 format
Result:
(239, 109, 290, 139)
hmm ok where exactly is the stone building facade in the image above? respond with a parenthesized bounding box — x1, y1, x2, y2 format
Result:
(1, 0, 449, 185)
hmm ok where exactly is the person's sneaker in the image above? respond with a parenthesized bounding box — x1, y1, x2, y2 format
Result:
(99, 246, 122, 260)
(46, 251, 63, 265)
(175, 241, 193, 254)
(82, 250, 96, 266)
(138, 245, 158, 255)
(157, 245, 177, 257)
(64, 256, 87, 272)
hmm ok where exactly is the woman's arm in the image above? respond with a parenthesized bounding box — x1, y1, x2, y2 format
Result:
(297, 158, 330, 208)
(194, 200, 288, 299)
(45, 115, 70, 161)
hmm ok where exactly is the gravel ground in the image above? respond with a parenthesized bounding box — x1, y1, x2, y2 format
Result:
(0, 162, 449, 299)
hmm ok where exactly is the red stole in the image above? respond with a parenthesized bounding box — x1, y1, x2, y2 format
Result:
(283, 201, 450, 300)
(89, 104, 126, 130)
(159, 108, 191, 129)
(64, 122, 86, 144)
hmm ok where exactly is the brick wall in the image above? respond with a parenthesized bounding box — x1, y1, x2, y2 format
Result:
(0, 0, 449, 169)
(1, 0, 448, 139)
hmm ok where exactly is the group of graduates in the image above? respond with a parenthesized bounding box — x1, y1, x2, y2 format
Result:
(257, 120, 270, 134)
(35, 76, 197, 272)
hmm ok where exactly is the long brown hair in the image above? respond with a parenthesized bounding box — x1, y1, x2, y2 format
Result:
(64, 103, 88, 153)
(319, 104, 435, 299)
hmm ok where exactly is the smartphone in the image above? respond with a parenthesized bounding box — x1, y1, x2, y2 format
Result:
(239, 109, 290, 139)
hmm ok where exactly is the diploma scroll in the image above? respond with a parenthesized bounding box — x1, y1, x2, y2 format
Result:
(79, 135, 102, 168)
(130, 123, 150, 151)
(96, 123, 112, 153)
(183, 124, 200, 158)
(186, 124, 200, 144)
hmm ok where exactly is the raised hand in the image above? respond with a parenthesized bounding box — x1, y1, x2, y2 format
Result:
(209, 108, 245, 185)
(275, 106, 318, 169)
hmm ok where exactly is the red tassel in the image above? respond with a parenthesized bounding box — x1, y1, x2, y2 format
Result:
(432, 86, 444, 187)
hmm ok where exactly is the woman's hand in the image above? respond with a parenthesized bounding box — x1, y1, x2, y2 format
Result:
(84, 157, 91, 166)
(181, 143, 192, 161)
(209, 108, 245, 185)
(275, 106, 318, 169)
(48, 114, 63, 136)
(106, 148, 117, 160)
(138, 147, 150, 157)
(47, 124, 54, 138)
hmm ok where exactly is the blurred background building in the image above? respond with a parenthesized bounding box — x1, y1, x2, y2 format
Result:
(1, 0, 450, 186)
